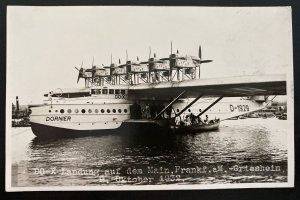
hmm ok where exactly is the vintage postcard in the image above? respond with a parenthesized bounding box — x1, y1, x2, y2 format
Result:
(6, 6, 294, 191)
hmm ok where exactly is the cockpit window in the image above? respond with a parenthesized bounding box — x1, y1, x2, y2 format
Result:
(115, 90, 120, 94)
(91, 89, 101, 95)
(109, 89, 114, 94)
(121, 90, 125, 94)
(102, 89, 108, 94)
(45, 92, 91, 98)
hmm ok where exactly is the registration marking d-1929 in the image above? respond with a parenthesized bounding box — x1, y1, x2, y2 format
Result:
(229, 104, 250, 112)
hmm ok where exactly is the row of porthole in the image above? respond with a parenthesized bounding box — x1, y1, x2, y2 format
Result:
(49, 108, 214, 114)
(49, 108, 128, 114)
(176, 109, 221, 112)
(176, 109, 202, 113)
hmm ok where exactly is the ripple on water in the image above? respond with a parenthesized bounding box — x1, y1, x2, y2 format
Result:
(11, 118, 288, 186)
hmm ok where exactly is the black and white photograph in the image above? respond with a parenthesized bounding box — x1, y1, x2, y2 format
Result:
(6, 6, 294, 191)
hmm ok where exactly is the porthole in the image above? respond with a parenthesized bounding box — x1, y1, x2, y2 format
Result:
(88, 109, 92, 113)
(67, 109, 72, 113)
(176, 109, 179, 112)
(199, 109, 202, 112)
(95, 109, 99, 113)
(55, 110, 58, 113)
(124, 109, 128, 113)
(49, 110, 51, 113)
(81, 109, 86, 114)
(188, 109, 191, 112)
(107, 109, 111, 113)
(75, 109, 79, 113)
(118, 109, 122, 113)
(112, 109, 116, 113)
(101, 109, 105, 113)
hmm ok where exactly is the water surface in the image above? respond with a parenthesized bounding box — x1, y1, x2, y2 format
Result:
(11, 118, 288, 186)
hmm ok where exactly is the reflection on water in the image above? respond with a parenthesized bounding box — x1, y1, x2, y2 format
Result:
(11, 118, 288, 186)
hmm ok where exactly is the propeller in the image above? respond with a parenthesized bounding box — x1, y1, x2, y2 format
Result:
(194, 45, 212, 64)
(77, 68, 84, 84)
(74, 61, 83, 71)
(91, 56, 97, 80)
(110, 53, 113, 65)
(75, 61, 84, 84)
(199, 45, 212, 63)
(168, 41, 179, 60)
(199, 45, 202, 60)
(200, 60, 213, 63)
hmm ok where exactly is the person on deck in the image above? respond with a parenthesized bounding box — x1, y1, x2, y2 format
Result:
(204, 115, 209, 124)
(190, 113, 197, 124)
(144, 103, 151, 119)
(197, 116, 204, 125)
(136, 102, 142, 119)
(184, 115, 191, 126)
(150, 103, 157, 119)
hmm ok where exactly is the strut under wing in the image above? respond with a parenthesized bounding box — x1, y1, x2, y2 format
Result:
(128, 74, 286, 100)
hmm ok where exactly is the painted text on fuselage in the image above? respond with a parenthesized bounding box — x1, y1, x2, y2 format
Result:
(46, 116, 71, 122)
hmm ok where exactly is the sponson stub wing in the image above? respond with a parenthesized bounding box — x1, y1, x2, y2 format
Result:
(128, 74, 286, 100)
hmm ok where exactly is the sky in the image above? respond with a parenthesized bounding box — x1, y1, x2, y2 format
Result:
(7, 6, 293, 104)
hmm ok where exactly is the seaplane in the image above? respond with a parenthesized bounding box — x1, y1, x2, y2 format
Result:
(29, 44, 286, 138)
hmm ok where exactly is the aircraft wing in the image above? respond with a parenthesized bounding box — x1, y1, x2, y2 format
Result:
(128, 74, 286, 99)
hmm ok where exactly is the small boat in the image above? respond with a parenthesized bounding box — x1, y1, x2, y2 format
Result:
(277, 113, 287, 120)
(12, 117, 31, 127)
(174, 120, 220, 133)
(189, 121, 220, 132)
(239, 115, 247, 119)
(227, 116, 238, 120)
(248, 113, 259, 118)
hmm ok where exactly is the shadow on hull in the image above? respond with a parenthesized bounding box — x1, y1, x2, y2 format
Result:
(30, 122, 172, 139)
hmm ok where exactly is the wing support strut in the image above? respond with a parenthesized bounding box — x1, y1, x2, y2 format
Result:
(154, 91, 186, 119)
(196, 96, 223, 118)
(175, 94, 203, 117)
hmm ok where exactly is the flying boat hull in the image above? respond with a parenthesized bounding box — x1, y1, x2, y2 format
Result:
(30, 119, 170, 138)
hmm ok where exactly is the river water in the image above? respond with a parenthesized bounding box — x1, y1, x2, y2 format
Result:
(10, 118, 288, 187)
